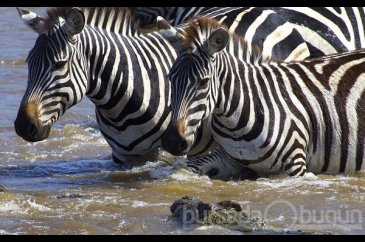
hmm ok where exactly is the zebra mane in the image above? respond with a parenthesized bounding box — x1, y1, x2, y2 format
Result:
(181, 16, 268, 64)
(43, 7, 140, 35)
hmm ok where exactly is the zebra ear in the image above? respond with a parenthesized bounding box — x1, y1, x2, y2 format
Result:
(157, 16, 172, 30)
(157, 16, 180, 37)
(16, 7, 46, 34)
(207, 28, 229, 55)
(64, 8, 85, 37)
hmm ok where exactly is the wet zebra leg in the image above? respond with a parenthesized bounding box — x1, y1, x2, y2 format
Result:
(186, 146, 257, 180)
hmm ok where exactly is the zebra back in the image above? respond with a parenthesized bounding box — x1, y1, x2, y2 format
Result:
(266, 7, 365, 56)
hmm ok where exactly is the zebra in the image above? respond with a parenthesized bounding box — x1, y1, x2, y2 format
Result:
(264, 7, 365, 57)
(132, 7, 365, 60)
(130, 7, 208, 27)
(14, 7, 314, 171)
(161, 17, 365, 178)
(14, 7, 174, 166)
(132, 7, 311, 62)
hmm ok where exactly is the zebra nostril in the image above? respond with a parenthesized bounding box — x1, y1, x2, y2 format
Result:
(29, 123, 38, 137)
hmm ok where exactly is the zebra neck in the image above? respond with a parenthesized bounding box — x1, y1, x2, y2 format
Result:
(213, 52, 270, 141)
(80, 28, 176, 119)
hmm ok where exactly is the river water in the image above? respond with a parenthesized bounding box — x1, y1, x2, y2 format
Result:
(0, 7, 364, 235)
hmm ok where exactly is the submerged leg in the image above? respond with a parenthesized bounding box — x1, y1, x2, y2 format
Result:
(111, 148, 160, 169)
(282, 155, 307, 177)
(186, 146, 257, 180)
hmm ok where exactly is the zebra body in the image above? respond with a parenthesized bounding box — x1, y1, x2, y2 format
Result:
(265, 7, 365, 57)
(130, 7, 181, 27)
(132, 7, 365, 61)
(162, 17, 365, 177)
(202, 7, 365, 60)
(134, 7, 311, 62)
(131, 7, 209, 27)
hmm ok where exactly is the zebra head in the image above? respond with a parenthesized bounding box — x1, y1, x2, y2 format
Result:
(162, 20, 229, 156)
(14, 8, 88, 142)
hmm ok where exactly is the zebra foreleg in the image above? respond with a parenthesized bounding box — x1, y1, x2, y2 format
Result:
(111, 148, 160, 169)
(186, 147, 257, 180)
(282, 155, 308, 177)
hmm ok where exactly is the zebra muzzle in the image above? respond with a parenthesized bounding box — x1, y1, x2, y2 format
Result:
(161, 120, 189, 156)
(14, 103, 51, 142)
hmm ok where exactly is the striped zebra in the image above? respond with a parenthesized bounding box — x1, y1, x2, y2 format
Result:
(161, 17, 365, 178)
(265, 7, 365, 57)
(202, 7, 365, 59)
(132, 7, 311, 62)
(132, 7, 365, 60)
(14, 7, 312, 169)
(131, 7, 208, 27)
(14, 7, 174, 166)
(130, 7, 180, 27)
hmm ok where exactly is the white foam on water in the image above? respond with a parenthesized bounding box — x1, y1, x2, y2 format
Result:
(124, 160, 167, 174)
(194, 225, 216, 231)
(255, 175, 340, 190)
(275, 215, 286, 222)
(117, 219, 127, 229)
(12, 120, 109, 163)
(68, 193, 130, 212)
(151, 202, 171, 206)
(0, 229, 17, 235)
(169, 169, 213, 186)
(131, 200, 170, 208)
(302, 172, 318, 180)
(149, 164, 174, 179)
(192, 225, 239, 234)
(325, 196, 337, 201)
(132, 200, 149, 208)
(26, 199, 52, 212)
(0, 201, 27, 215)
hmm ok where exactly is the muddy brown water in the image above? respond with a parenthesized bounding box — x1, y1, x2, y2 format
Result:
(0, 7, 364, 234)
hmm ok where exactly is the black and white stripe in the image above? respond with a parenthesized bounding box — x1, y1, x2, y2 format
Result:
(131, 7, 208, 27)
(15, 7, 167, 165)
(133, 7, 311, 62)
(14, 7, 218, 166)
(162, 17, 365, 178)
(266, 7, 365, 57)
(15, 7, 313, 168)
(133, 7, 365, 62)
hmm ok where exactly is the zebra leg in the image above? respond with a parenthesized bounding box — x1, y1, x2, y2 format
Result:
(111, 148, 160, 169)
(283, 155, 308, 177)
(186, 146, 257, 180)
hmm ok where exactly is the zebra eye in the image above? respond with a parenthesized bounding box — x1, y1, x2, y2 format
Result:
(52, 61, 67, 71)
(199, 78, 209, 87)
